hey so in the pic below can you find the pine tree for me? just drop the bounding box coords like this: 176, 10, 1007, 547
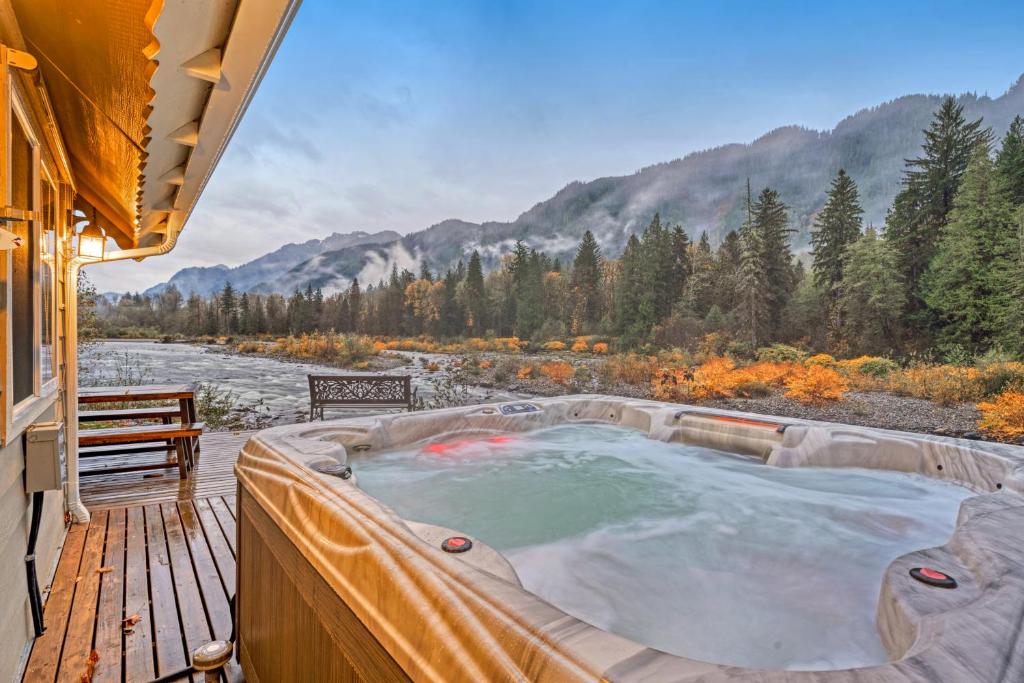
219, 282, 238, 333
836, 228, 905, 355
464, 250, 486, 334
752, 187, 796, 338
886, 97, 992, 314
686, 231, 716, 317
996, 115, 1024, 206
347, 279, 362, 332
614, 234, 645, 343
736, 181, 769, 347
569, 230, 603, 333
922, 145, 1017, 353
811, 169, 863, 295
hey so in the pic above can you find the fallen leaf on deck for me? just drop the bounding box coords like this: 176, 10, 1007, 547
122, 613, 142, 634
96, 566, 113, 574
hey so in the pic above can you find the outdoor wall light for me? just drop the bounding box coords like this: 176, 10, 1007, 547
76, 225, 106, 259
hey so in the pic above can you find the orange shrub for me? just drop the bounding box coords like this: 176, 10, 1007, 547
744, 361, 799, 386
517, 365, 534, 379
806, 353, 837, 368
602, 354, 660, 385
373, 340, 388, 352
690, 357, 740, 399
887, 365, 982, 405
543, 340, 567, 351
652, 367, 690, 401
478, 359, 492, 369
571, 339, 590, 352
540, 362, 574, 385
592, 342, 609, 354
784, 366, 849, 404
977, 391, 1024, 441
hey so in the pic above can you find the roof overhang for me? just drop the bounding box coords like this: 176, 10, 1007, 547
10, 0, 300, 251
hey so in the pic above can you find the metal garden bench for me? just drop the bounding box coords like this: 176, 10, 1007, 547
307, 374, 416, 420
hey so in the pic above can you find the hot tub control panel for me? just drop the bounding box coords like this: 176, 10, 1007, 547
499, 402, 540, 416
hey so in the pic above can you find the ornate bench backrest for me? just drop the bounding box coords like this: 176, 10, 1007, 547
307, 375, 414, 419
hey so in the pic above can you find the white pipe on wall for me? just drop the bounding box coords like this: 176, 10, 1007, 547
63, 224, 181, 523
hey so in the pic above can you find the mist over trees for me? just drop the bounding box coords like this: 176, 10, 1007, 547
98, 99, 1024, 362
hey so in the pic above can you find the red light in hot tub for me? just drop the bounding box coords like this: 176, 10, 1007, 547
421, 434, 516, 455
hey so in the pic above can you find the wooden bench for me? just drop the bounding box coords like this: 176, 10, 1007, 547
79, 406, 183, 422
78, 422, 205, 478
308, 374, 416, 420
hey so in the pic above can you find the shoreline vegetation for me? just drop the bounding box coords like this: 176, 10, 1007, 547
87, 100, 1024, 444
98, 332, 1021, 444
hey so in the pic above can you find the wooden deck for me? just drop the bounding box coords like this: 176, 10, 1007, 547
80, 430, 254, 510
24, 431, 254, 682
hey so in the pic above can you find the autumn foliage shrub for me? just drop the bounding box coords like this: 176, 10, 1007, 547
886, 365, 982, 405
805, 353, 837, 368
784, 365, 849, 404
516, 365, 534, 379
977, 362, 1024, 397
542, 340, 566, 351
540, 362, 574, 385
839, 356, 898, 377
602, 354, 660, 385
571, 338, 590, 352
756, 343, 807, 363
977, 390, 1024, 441
592, 342, 609, 354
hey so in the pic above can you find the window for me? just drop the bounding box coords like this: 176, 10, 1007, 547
40, 175, 57, 385
10, 110, 34, 406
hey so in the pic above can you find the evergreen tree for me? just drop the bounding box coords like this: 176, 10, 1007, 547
219, 282, 238, 333
886, 97, 992, 313
614, 234, 645, 343
464, 250, 486, 335
238, 292, 252, 334
810, 169, 863, 295
835, 228, 905, 355
736, 181, 769, 347
348, 279, 362, 332
922, 145, 1017, 353
569, 230, 604, 333
752, 187, 796, 338
686, 231, 716, 317
996, 115, 1024, 206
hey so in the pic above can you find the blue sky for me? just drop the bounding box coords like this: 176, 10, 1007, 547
91, 0, 1024, 291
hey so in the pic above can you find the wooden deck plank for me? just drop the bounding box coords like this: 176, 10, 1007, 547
92, 509, 126, 683
81, 430, 250, 511
209, 497, 237, 555
23, 522, 88, 682
177, 501, 233, 641
145, 504, 189, 677
123, 506, 156, 682
194, 498, 236, 595
56, 510, 108, 683
161, 503, 213, 653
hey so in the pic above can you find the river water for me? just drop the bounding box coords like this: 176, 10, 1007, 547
80, 340, 526, 426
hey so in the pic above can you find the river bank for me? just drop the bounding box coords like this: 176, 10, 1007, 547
82, 338, 1015, 443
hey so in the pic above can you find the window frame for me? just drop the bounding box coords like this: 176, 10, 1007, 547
2, 57, 58, 443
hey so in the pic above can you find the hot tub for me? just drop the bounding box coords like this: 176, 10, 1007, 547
234, 396, 1024, 682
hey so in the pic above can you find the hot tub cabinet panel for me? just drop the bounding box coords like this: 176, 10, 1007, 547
234, 395, 1024, 683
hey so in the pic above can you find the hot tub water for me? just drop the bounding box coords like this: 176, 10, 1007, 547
353, 424, 972, 670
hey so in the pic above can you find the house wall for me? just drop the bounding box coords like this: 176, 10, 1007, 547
0, 9, 76, 679
0, 402, 66, 680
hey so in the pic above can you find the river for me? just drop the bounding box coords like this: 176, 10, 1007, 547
80, 340, 528, 426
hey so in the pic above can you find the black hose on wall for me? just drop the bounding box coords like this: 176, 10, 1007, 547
26, 490, 46, 637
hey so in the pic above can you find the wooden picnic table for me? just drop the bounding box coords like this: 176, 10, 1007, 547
77, 384, 202, 478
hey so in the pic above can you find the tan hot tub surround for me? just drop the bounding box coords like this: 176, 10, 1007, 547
234, 396, 1024, 682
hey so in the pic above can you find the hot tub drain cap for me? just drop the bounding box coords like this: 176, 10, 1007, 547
442, 536, 473, 553
910, 567, 957, 589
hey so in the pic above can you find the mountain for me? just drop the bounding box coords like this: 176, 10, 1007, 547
144, 230, 400, 297
153, 76, 1024, 295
